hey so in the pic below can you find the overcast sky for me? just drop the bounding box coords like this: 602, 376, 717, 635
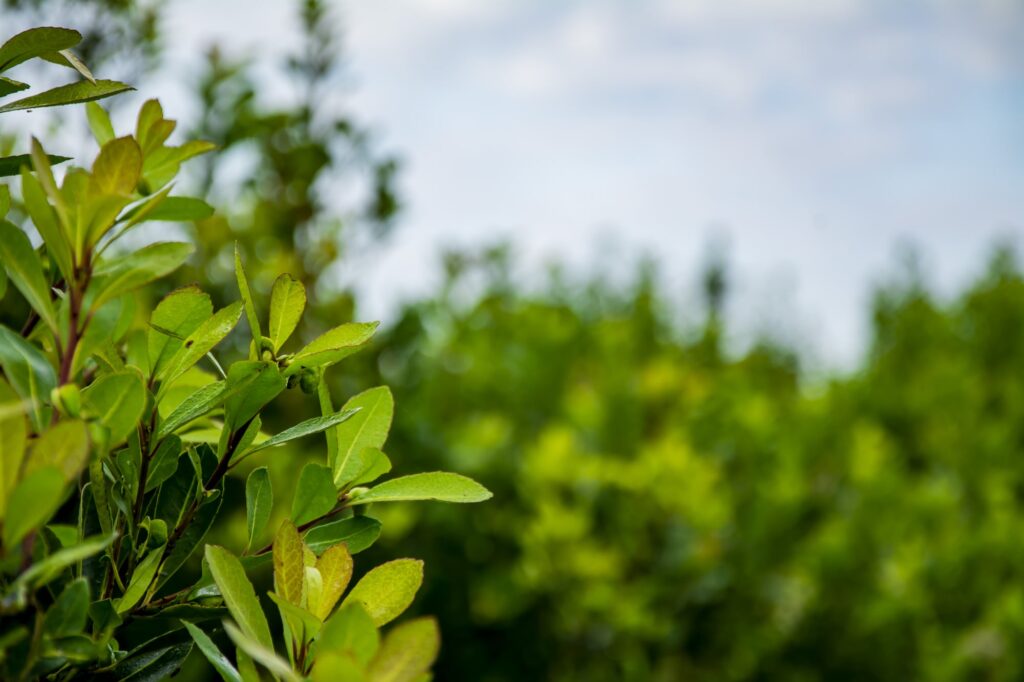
159, 0, 1024, 366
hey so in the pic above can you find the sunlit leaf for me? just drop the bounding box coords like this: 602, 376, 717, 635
350, 472, 492, 506
341, 559, 424, 627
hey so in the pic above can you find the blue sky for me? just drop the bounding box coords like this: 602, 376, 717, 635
162, 0, 1020, 364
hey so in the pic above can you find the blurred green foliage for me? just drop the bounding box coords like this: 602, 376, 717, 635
8, 1, 1024, 679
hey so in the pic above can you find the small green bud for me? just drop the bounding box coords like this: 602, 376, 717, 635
299, 370, 318, 394
50, 383, 81, 418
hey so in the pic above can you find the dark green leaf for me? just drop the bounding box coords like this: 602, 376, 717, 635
0, 79, 133, 113
44, 577, 89, 637
0, 153, 70, 177
240, 408, 360, 459
183, 621, 242, 682
304, 517, 381, 556
291, 463, 337, 526
245, 467, 272, 553
205, 545, 273, 648
0, 27, 81, 72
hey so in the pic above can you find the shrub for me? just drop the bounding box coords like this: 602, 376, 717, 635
0, 26, 489, 681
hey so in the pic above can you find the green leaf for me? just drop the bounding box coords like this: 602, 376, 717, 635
89, 241, 194, 312
0, 27, 81, 72
365, 617, 440, 682
314, 543, 353, 620
320, 602, 379, 667
86, 101, 115, 145
0, 79, 133, 113
234, 244, 261, 353
157, 380, 225, 438
19, 166, 72, 281
223, 621, 301, 682
291, 463, 337, 526
268, 590, 321, 642
145, 434, 182, 493
81, 370, 145, 445
0, 324, 56, 430
183, 621, 242, 682
148, 285, 213, 377
108, 631, 193, 682
142, 140, 216, 191
23, 419, 90, 483
350, 472, 493, 506
245, 467, 272, 553
0, 219, 58, 333
304, 517, 382, 556
91, 136, 141, 196
283, 322, 379, 376
48, 48, 95, 83
155, 481, 223, 591
0, 377, 27, 520
44, 577, 89, 637
332, 387, 393, 488
268, 274, 306, 352
223, 361, 285, 433
0, 184, 8, 217
0, 153, 70, 177
273, 520, 306, 607
12, 531, 115, 589
116, 544, 164, 613
145, 196, 214, 221
341, 559, 424, 627
204, 544, 273, 649
240, 408, 360, 459
347, 447, 392, 488
312, 653, 367, 682
158, 301, 242, 388
0, 76, 28, 97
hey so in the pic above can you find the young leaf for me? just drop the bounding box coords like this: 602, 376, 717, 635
89, 241, 194, 312
341, 559, 424, 627
0, 79, 133, 113
319, 602, 379, 667
268, 591, 322, 643
0, 324, 55, 429
204, 545, 273, 649
182, 621, 242, 682
283, 322, 379, 377
158, 301, 243, 388
240, 408, 360, 459
91, 136, 142, 196
81, 370, 145, 445
0, 377, 27, 519
234, 244, 261, 353
332, 387, 393, 487
314, 543, 353, 620
0, 219, 58, 332
291, 463, 337, 526
365, 617, 440, 682
311, 653, 368, 682
349, 472, 493, 506
86, 102, 115, 145
245, 467, 272, 553
116, 544, 164, 613
3, 467, 65, 547
273, 520, 306, 607
304, 517, 382, 556
268, 274, 305, 352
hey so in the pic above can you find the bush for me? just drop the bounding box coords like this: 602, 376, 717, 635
0, 26, 488, 681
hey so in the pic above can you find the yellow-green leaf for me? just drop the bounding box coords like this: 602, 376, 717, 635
365, 617, 439, 682
0, 377, 26, 519
314, 543, 353, 620
332, 387, 393, 488
204, 545, 273, 649
0, 219, 58, 333
273, 520, 306, 608
91, 136, 141, 196
341, 559, 423, 627
268, 274, 305, 352
350, 472, 492, 506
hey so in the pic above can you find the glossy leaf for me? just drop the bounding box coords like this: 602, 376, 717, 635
283, 322, 379, 376
148, 286, 213, 376
0, 219, 58, 332
183, 621, 242, 682
341, 559, 424, 627
350, 472, 493, 506
234, 244, 261, 352
205, 544, 273, 648
291, 463, 337, 526
158, 301, 242, 387
245, 467, 272, 553
304, 516, 382, 556
0, 79, 133, 113
0, 27, 80, 72
268, 274, 305, 352
223, 361, 285, 433
332, 387, 393, 487
156, 380, 225, 438
240, 408, 360, 459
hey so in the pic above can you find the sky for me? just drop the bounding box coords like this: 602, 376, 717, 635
161, 0, 1021, 365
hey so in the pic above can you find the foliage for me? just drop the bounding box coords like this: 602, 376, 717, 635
0, 26, 487, 681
